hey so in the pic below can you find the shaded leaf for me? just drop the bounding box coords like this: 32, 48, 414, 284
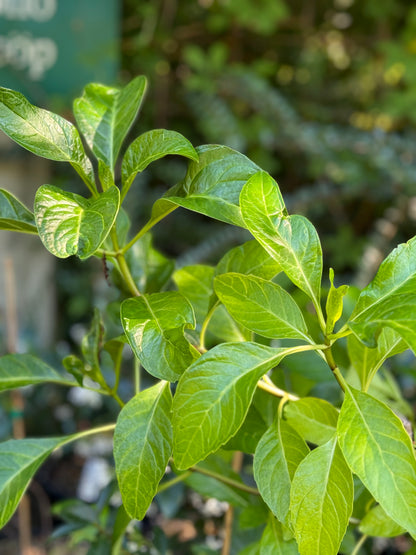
347, 328, 407, 390
114, 382, 173, 520
337, 386, 416, 537
359, 504, 406, 538
173, 265, 214, 329
240, 172, 322, 307
0, 354, 75, 392
254, 416, 309, 524
224, 404, 268, 454
290, 436, 353, 555
0, 189, 37, 234
0, 87, 95, 193
283, 398, 339, 446
348, 236, 416, 353
214, 272, 311, 341
74, 76, 147, 171
121, 129, 198, 197
34, 185, 119, 259
172, 342, 299, 469
121, 292, 199, 382
259, 516, 299, 555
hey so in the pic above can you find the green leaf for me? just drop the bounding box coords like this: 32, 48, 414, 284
124, 234, 174, 294
359, 504, 406, 538
214, 273, 311, 342
283, 398, 339, 446
215, 239, 280, 280
290, 436, 353, 555
348, 328, 407, 390
172, 342, 299, 469
325, 268, 349, 334
0, 87, 95, 194
259, 516, 299, 555
114, 382, 173, 520
121, 292, 199, 382
0, 189, 37, 234
240, 173, 322, 309
143, 145, 261, 234
337, 386, 416, 537
0, 354, 75, 392
254, 416, 309, 524
348, 236, 416, 353
121, 129, 198, 198
0, 437, 64, 528
34, 185, 119, 259
74, 76, 147, 171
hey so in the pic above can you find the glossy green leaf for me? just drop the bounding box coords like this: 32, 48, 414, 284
121, 292, 199, 382
215, 239, 280, 280
214, 273, 311, 341
283, 398, 339, 446
114, 382, 173, 520
240, 172, 322, 307
325, 268, 348, 334
0, 189, 37, 234
348, 236, 416, 353
259, 516, 299, 555
360, 504, 406, 538
142, 145, 261, 234
121, 129, 198, 197
254, 416, 309, 524
290, 435, 353, 555
172, 342, 299, 469
337, 386, 416, 537
0, 354, 75, 392
74, 76, 147, 171
348, 328, 407, 390
209, 304, 252, 343
0, 87, 95, 194
34, 185, 119, 259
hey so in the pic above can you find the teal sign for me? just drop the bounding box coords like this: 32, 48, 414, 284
0, 0, 119, 104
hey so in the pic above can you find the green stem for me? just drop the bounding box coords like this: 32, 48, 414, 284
258, 377, 299, 401
199, 299, 220, 352
351, 534, 368, 555
157, 471, 192, 494
110, 227, 141, 297
188, 465, 259, 496
120, 206, 178, 255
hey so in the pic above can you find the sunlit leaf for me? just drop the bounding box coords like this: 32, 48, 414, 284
348, 236, 416, 353
337, 385, 416, 537
34, 185, 119, 259
284, 397, 339, 446
172, 342, 298, 469
359, 504, 406, 538
74, 76, 147, 171
259, 516, 298, 554
114, 382, 172, 520
121, 292, 199, 382
290, 435, 353, 555
0, 87, 95, 193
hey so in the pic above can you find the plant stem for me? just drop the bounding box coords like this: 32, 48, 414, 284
120, 206, 178, 255
110, 227, 141, 297
188, 464, 259, 496
199, 299, 220, 352
157, 471, 192, 494
222, 451, 243, 555
322, 344, 347, 392
257, 377, 299, 401
351, 534, 368, 555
